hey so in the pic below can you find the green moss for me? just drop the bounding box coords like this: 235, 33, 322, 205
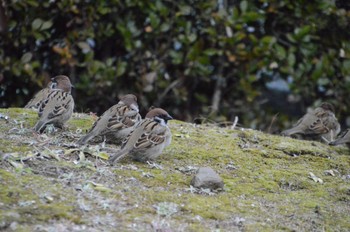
0, 108, 38, 127
0, 108, 37, 117
0, 139, 31, 153
0, 169, 82, 227
67, 114, 95, 131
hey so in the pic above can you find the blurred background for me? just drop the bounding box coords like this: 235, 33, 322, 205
0, 0, 350, 133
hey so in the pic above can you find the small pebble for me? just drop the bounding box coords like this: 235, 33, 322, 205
190, 167, 224, 190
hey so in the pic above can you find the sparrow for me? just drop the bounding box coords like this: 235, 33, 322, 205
281, 102, 341, 142
109, 108, 173, 164
24, 81, 54, 110
329, 129, 350, 147
34, 75, 74, 133
77, 94, 142, 145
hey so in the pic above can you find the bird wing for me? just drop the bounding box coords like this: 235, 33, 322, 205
120, 118, 166, 150
80, 104, 122, 139
305, 109, 338, 135
79, 103, 140, 145
306, 118, 329, 134
85, 107, 115, 135
25, 88, 50, 109
39, 90, 73, 119
38, 92, 52, 117
107, 104, 140, 130
133, 120, 167, 149
282, 113, 315, 135
293, 108, 325, 134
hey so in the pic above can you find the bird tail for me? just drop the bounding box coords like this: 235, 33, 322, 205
329, 134, 348, 146
34, 120, 47, 133
329, 139, 341, 146
109, 149, 131, 164
281, 127, 302, 136
77, 133, 94, 145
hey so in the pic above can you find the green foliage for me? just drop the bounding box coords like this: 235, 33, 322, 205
1, 0, 350, 130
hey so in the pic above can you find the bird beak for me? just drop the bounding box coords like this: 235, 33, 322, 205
71, 84, 75, 89
166, 115, 173, 121
51, 78, 55, 81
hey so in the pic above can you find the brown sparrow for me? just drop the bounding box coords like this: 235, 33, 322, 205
77, 94, 141, 145
329, 129, 350, 147
281, 102, 341, 142
24, 81, 54, 110
109, 108, 173, 163
34, 75, 74, 133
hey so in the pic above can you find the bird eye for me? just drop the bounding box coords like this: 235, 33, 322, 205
50, 82, 57, 89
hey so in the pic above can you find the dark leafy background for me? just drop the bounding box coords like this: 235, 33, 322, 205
1, 0, 350, 133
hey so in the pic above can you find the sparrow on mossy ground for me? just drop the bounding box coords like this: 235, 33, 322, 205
34, 75, 74, 133
109, 108, 173, 164
77, 94, 141, 145
281, 102, 340, 142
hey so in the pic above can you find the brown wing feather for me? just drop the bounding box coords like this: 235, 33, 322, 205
38, 92, 54, 117
133, 120, 165, 149
47, 93, 71, 119
148, 133, 166, 144
107, 104, 139, 130
25, 88, 51, 109
304, 109, 338, 135
306, 118, 329, 134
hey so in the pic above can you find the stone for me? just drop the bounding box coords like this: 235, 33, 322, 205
190, 167, 224, 190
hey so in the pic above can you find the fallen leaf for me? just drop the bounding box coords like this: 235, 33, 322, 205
324, 170, 335, 176
89, 152, 109, 160
78, 151, 85, 162
87, 181, 112, 192
8, 160, 24, 170
309, 172, 323, 184
44, 195, 54, 202
174, 133, 190, 138
64, 149, 80, 155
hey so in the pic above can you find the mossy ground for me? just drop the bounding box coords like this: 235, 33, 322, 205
0, 108, 350, 231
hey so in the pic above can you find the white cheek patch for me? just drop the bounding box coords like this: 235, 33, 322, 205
130, 103, 139, 112
155, 116, 167, 126
160, 119, 167, 127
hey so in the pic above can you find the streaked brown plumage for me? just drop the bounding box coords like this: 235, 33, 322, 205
281, 102, 340, 142
109, 108, 173, 164
329, 129, 350, 147
34, 75, 74, 133
77, 94, 141, 145
24, 81, 53, 110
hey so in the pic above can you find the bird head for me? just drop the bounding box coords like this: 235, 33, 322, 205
51, 75, 73, 93
146, 108, 173, 125
320, 102, 335, 112
120, 94, 139, 112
